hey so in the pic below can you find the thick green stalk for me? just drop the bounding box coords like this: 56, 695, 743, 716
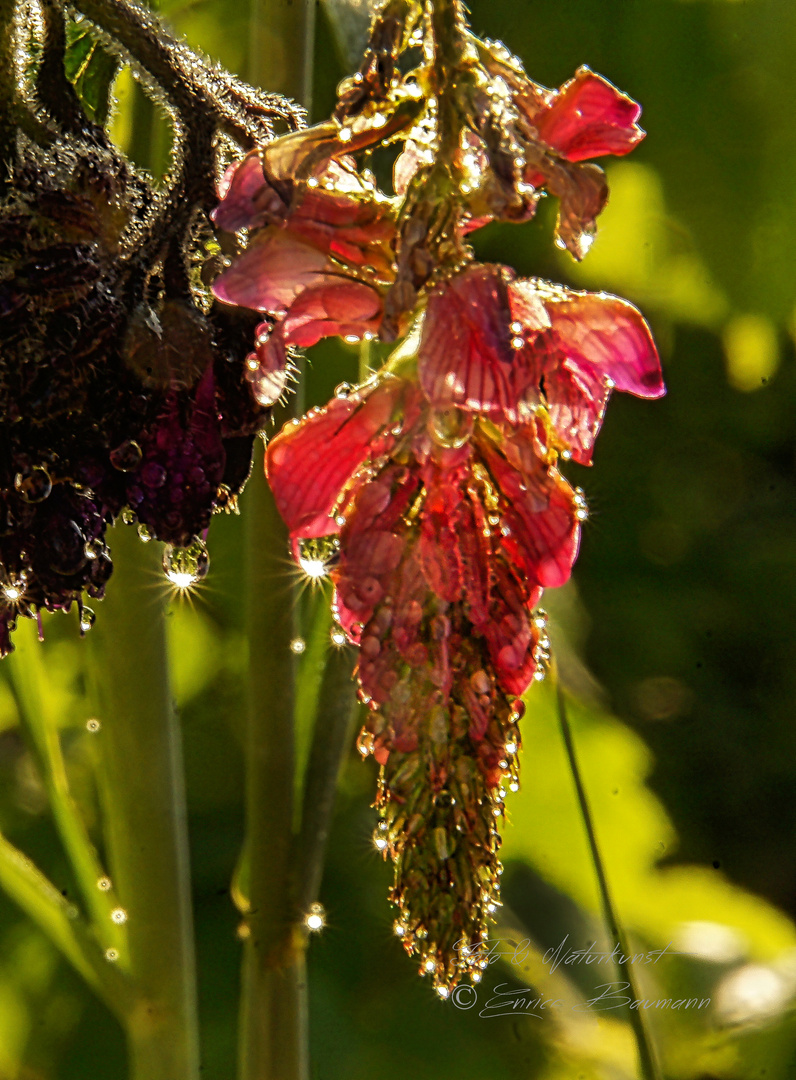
555, 683, 663, 1080
91, 524, 199, 1080
239, 438, 306, 1080
237, 0, 315, 1074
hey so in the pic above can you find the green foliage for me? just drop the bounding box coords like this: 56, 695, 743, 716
64, 21, 118, 124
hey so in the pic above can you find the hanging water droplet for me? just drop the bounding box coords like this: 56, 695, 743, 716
290, 637, 306, 655
297, 536, 339, 580
137, 523, 153, 543
2, 579, 25, 603
121, 508, 137, 526
373, 830, 389, 852
84, 539, 103, 560
330, 626, 347, 647
15, 466, 52, 503
305, 902, 325, 932
163, 539, 209, 589
110, 439, 142, 472
80, 607, 96, 633
436, 985, 449, 999
428, 408, 474, 450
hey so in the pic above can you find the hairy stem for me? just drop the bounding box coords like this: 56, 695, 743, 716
71, 0, 303, 144
555, 683, 662, 1080
0, 0, 16, 170
90, 525, 199, 1080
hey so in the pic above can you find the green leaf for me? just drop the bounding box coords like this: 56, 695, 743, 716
64, 22, 118, 125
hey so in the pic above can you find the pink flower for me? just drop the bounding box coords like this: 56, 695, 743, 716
211, 150, 396, 403
267, 374, 580, 710
417, 264, 664, 463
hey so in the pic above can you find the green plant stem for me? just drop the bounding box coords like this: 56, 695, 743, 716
7, 627, 122, 945
294, 645, 357, 916
555, 683, 662, 1080
0, 829, 134, 1016
91, 524, 199, 1080
237, 0, 315, 1073
239, 438, 306, 1080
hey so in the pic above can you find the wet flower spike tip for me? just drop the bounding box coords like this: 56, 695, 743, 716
211, 0, 665, 991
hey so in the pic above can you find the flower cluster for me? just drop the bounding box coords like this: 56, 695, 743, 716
0, 0, 299, 655
212, 0, 664, 991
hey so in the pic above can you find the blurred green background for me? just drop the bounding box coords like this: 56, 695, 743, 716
2, 0, 796, 1076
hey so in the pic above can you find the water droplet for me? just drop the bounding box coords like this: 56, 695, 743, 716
97, 876, 112, 891
110, 907, 127, 924
330, 626, 347, 647
509, 321, 523, 334
373, 831, 389, 851
15, 467, 52, 503
305, 902, 325, 932
84, 539, 103, 560
428, 408, 474, 450
424, 958, 436, 973
471, 971, 482, 983
436, 985, 449, 999
290, 637, 306, 655
137, 523, 153, 542
297, 536, 339, 580
80, 607, 96, 633
2, 579, 25, 603
504, 740, 517, 755
394, 921, 406, 937
86, 718, 101, 733
121, 508, 137, 526
110, 439, 142, 472
163, 539, 209, 590
104, 948, 119, 962
339, 126, 352, 142
509, 781, 519, 792
334, 382, 354, 398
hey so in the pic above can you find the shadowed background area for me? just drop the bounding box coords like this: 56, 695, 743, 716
0, 0, 795, 1076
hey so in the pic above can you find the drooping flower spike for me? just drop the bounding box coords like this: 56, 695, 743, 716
213, 0, 665, 992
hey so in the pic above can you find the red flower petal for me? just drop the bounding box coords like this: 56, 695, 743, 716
418, 265, 539, 420
283, 278, 382, 347
265, 379, 401, 540
541, 286, 664, 399
532, 67, 645, 162
478, 428, 580, 589
213, 151, 285, 233
211, 230, 329, 313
